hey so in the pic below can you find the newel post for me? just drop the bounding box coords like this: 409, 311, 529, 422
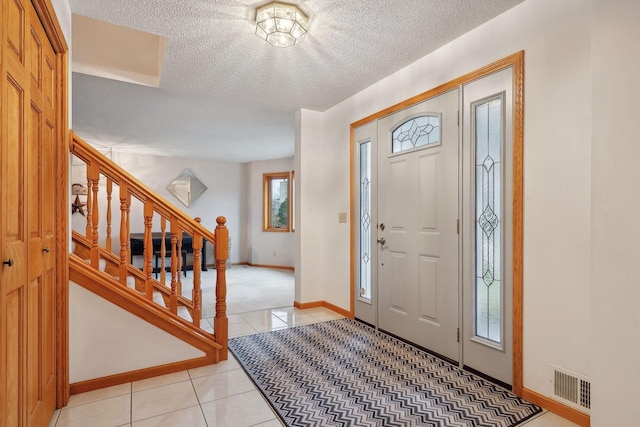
214, 216, 229, 360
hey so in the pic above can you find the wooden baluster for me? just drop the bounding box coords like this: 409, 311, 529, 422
214, 216, 229, 360
126, 193, 131, 262
192, 232, 202, 328
119, 182, 129, 286
169, 219, 178, 313
89, 162, 100, 269
177, 230, 183, 297
105, 178, 113, 253
143, 200, 154, 299
85, 172, 92, 239
160, 217, 167, 285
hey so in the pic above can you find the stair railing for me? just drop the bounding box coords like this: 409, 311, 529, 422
70, 132, 228, 358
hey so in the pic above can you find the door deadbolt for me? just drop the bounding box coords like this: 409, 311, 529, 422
379, 223, 385, 231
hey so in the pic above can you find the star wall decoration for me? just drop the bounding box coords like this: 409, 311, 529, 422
72, 195, 87, 216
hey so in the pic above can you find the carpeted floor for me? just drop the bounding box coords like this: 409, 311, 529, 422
168, 265, 294, 316
229, 319, 542, 427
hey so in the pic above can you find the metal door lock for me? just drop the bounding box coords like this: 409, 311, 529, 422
377, 237, 386, 246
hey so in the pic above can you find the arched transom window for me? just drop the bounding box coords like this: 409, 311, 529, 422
391, 115, 440, 153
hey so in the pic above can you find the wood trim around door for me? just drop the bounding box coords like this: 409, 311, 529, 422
31, 0, 70, 408
349, 51, 524, 395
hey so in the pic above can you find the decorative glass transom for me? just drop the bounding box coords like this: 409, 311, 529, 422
359, 141, 372, 301
475, 98, 503, 344
391, 115, 440, 153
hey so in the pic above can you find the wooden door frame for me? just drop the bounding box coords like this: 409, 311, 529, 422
31, 0, 70, 408
349, 52, 524, 396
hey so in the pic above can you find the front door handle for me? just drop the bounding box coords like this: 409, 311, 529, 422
377, 238, 386, 246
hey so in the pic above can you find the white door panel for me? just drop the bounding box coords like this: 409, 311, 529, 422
377, 89, 459, 362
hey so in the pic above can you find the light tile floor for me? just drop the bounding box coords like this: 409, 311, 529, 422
50, 307, 579, 427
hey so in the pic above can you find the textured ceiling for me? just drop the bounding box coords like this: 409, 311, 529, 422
69, 0, 524, 162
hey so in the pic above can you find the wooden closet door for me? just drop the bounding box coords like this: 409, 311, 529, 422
25, 2, 57, 425
1, 1, 57, 426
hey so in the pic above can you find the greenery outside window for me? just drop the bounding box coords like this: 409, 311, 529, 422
263, 172, 291, 232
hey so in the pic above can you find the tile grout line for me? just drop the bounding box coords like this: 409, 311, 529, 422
129, 381, 133, 426
188, 367, 209, 427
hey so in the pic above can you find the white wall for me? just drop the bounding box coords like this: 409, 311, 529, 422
295, 110, 325, 304
591, 0, 640, 424
51, 0, 71, 44
69, 282, 204, 383
298, 0, 592, 409
71, 151, 249, 264
247, 157, 295, 267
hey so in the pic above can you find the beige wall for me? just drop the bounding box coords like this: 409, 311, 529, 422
590, 0, 640, 425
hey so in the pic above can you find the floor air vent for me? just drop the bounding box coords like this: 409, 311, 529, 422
551, 366, 591, 412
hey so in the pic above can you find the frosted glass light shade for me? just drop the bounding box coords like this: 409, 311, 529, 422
256, 2, 308, 47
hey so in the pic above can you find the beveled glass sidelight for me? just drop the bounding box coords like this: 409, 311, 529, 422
359, 141, 372, 300
474, 97, 503, 344
166, 168, 208, 208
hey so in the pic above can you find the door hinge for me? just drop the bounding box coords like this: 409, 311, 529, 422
457, 110, 460, 126
457, 328, 460, 343
456, 219, 459, 234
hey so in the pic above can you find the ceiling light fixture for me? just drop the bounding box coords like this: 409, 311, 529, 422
255, 2, 308, 48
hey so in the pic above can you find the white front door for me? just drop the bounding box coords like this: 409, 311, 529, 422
376, 89, 460, 362
353, 66, 517, 387
461, 68, 514, 386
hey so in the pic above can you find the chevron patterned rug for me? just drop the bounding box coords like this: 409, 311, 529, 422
229, 319, 542, 427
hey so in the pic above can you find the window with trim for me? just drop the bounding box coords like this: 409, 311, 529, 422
263, 172, 291, 231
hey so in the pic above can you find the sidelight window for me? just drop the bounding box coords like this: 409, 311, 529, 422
359, 141, 372, 300
474, 97, 503, 344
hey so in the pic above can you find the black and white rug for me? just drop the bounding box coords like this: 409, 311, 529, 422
229, 319, 541, 427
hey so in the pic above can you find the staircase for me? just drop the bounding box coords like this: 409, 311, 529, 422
68, 132, 228, 392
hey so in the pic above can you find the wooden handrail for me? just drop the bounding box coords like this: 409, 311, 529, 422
70, 131, 228, 359
70, 133, 216, 243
